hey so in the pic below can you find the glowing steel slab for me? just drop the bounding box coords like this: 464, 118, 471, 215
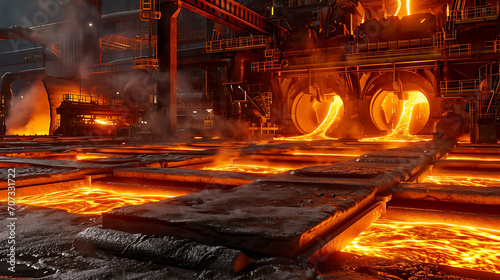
343, 219, 500, 274
103, 181, 377, 258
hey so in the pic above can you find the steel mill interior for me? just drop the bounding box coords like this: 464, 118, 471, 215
1, 0, 500, 279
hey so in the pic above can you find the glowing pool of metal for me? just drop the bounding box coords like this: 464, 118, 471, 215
343, 219, 500, 273
423, 176, 500, 187
202, 164, 292, 174
15, 187, 177, 215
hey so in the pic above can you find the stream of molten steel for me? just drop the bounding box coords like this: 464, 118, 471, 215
274, 95, 344, 141
343, 219, 500, 273
361, 91, 429, 142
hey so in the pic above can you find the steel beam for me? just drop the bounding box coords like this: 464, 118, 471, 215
158, 2, 181, 136
178, 0, 284, 35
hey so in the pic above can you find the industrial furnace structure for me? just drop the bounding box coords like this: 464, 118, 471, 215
0, 0, 499, 142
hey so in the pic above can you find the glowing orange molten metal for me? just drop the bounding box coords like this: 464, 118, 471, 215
14, 187, 177, 215
362, 91, 429, 142
76, 154, 112, 160
423, 176, 500, 187
395, 0, 411, 16
94, 118, 116, 125
275, 95, 343, 141
291, 152, 361, 157
167, 146, 207, 151
343, 220, 500, 273
203, 164, 292, 174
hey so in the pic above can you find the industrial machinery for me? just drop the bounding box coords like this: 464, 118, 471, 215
0, 0, 498, 142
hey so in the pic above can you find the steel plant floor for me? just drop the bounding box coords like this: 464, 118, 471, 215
1, 136, 499, 279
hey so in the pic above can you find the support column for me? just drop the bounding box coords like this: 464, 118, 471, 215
158, 1, 180, 136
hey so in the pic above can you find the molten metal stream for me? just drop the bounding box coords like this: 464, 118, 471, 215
362, 91, 429, 142
275, 95, 343, 141
14, 187, 177, 215
343, 219, 500, 273
423, 176, 500, 187
203, 164, 292, 174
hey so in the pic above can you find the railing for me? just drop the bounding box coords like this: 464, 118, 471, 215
262, 91, 272, 116
477, 91, 499, 118
249, 123, 279, 135
62, 94, 98, 103
133, 36, 158, 69
178, 102, 212, 109
448, 5, 499, 22
206, 35, 272, 53
133, 36, 157, 59
101, 34, 134, 52
485, 40, 500, 53
448, 43, 471, 57
346, 38, 435, 54
251, 60, 281, 72
345, 45, 438, 61
445, 30, 457, 40
265, 48, 280, 60
440, 79, 480, 96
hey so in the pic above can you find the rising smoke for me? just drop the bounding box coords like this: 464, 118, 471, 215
6, 80, 50, 135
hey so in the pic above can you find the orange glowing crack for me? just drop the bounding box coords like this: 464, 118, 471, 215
275, 95, 343, 141
423, 176, 500, 187
13, 187, 177, 215
167, 146, 207, 151
446, 155, 500, 161
203, 164, 292, 174
343, 219, 500, 274
362, 91, 429, 142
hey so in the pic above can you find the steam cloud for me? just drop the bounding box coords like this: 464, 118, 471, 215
6, 80, 50, 135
